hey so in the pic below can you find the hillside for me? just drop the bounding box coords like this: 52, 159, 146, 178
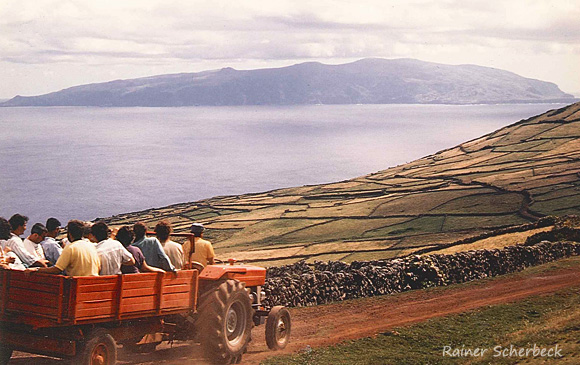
1, 59, 575, 107
101, 102, 580, 265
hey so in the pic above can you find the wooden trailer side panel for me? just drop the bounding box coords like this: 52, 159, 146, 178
72, 270, 198, 324
0, 269, 198, 328
0, 270, 69, 327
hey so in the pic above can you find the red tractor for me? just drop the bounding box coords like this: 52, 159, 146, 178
0, 246, 290, 364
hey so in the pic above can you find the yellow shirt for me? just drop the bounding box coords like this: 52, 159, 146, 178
184, 238, 215, 267
55, 239, 100, 276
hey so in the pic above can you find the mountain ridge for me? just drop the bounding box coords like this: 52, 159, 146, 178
2, 58, 575, 107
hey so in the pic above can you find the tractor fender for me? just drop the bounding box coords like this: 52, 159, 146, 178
199, 264, 266, 287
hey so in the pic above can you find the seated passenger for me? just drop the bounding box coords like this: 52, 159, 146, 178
40, 218, 63, 266
92, 221, 135, 276
3, 214, 47, 268
155, 220, 183, 270
132, 222, 175, 272
23, 223, 48, 261
34, 220, 100, 276
0, 217, 25, 270
115, 226, 164, 274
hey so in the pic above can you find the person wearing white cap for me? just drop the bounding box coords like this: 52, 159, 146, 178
183, 223, 215, 267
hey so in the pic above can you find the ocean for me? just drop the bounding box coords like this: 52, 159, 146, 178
0, 103, 566, 231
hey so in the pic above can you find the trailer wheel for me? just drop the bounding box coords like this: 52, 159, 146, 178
265, 306, 291, 350
0, 344, 13, 365
197, 280, 252, 364
74, 328, 117, 365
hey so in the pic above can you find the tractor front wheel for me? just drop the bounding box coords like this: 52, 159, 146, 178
265, 306, 291, 350
197, 280, 253, 364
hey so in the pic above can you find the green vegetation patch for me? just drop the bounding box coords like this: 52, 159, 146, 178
285, 197, 396, 218
533, 186, 580, 202
460, 135, 506, 152
442, 215, 528, 231
371, 189, 492, 217
263, 288, 580, 365
430, 192, 524, 215
530, 194, 580, 215
537, 121, 580, 138
494, 123, 559, 146
223, 218, 329, 246
363, 216, 445, 238
492, 139, 550, 152
287, 218, 411, 243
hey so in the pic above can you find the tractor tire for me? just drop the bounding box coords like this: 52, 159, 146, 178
197, 280, 252, 364
0, 344, 13, 365
72, 328, 117, 365
265, 306, 291, 350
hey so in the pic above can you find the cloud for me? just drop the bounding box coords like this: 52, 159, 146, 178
0, 0, 578, 97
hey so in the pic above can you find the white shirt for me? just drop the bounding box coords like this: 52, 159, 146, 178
0, 239, 26, 270
96, 238, 133, 275
3, 234, 38, 267
161, 240, 184, 270
23, 238, 45, 260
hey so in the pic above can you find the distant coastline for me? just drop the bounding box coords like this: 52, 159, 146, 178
1, 58, 575, 107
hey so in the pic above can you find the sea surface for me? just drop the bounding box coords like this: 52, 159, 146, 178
0, 103, 567, 232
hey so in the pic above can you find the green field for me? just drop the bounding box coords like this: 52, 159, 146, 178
103, 102, 580, 265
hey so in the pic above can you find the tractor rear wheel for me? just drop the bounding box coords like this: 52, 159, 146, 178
197, 280, 252, 364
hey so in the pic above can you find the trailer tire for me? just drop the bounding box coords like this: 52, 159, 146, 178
0, 344, 13, 365
74, 328, 117, 365
197, 280, 252, 364
265, 306, 291, 350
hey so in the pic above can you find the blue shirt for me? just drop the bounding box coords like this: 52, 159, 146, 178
132, 236, 175, 272
40, 237, 63, 266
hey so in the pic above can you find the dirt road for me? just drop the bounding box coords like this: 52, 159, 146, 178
9, 261, 580, 364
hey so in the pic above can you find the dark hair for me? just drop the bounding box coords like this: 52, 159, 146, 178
31, 223, 48, 236
133, 222, 147, 240
116, 226, 134, 247
154, 220, 172, 242
67, 220, 86, 241
9, 214, 29, 231
91, 221, 110, 242
0, 217, 11, 240
46, 218, 61, 232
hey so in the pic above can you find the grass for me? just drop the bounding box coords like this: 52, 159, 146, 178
263, 270, 580, 364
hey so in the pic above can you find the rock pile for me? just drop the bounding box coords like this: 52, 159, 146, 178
262, 241, 580, 308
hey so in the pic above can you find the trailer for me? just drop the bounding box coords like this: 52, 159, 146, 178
0, 260, 290, 364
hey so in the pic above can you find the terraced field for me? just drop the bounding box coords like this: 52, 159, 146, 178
103, 102, 580, 266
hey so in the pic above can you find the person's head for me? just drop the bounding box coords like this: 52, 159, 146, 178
190, 223, 205, 238
29, 223, 48, 243
91, 221, 110, 242
45, 218, 61, 238
82, 222, 94, 241
67, 220, 86, 242
0, 217, 12, 240
9, 214, 29, 235
116, 226, 134, 247
133, 222, 147, 241
154, 220, 172, 242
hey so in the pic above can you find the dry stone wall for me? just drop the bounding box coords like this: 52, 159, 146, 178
263, 241, 580, 308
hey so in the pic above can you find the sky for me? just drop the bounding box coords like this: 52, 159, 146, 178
1, 0, 579, 99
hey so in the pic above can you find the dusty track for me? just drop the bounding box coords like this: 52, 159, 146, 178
9, 260, 580, 364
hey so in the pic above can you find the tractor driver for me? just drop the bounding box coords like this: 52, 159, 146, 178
183, 223, 215, 268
